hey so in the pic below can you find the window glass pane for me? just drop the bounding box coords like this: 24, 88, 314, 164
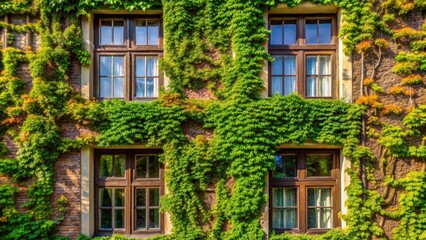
273, 209, 284, 228
283, 55, 296, 75
115, 189, 125, 207
308, 188, 332, 206
283, 20, 297, 44
306, 20, 317, 44
113, 20, 124, 45
136, 156, 147, 178
146, 78, 155, 98
319, 20, 332, 44
320, 76, 332, 97
136, 188, 146, 206
306, 77, 317, 97
113, 78, 124, 98
136, 56, 146, 76
136, 78, 146, 97
99, 155, 113, 177
273, 155, 297, 177
319, 55, 331, 75
149, 188, 160, 206
113, 56, 124, 76
270, 21, 283, 45
100, 209, 112, 229
100, 77, 112, 98
146, 57, 158, 76
100, 56, 112, 76
273, 209, 297, 229
308, 208, 332, 228
149, 209, 160, 228
306, 154, 332, 176
148, 156, 160, 178
115, 209, 125, 228
271, 56, 283, 75
284, 77, 296, 96
308, 188, 333, 228
271, 76, 283, 96
135, 20, 147, 45
306, 56, 317, 75
273, 188, 296, 207
113, 154, 126, 177
136, 209, 146, 229
147, 20, 159, 45
273, 188, 283, 206
100, 189, 112, 207
100, 20, 112, 45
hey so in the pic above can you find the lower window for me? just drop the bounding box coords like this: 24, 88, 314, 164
95, 150, 163, 235
270, 149, 340, 233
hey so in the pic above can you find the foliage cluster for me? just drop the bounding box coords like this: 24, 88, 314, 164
0, 0, 424, 240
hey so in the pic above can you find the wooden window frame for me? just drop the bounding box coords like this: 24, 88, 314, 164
268, 15, 337, 99
269, 149, 341, 234
94, 15, 163, 101
95, 149, 164, 236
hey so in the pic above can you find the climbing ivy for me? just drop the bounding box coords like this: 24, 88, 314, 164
0, 0, 424, 240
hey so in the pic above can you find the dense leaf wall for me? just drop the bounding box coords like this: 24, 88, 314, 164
0, 0, 424, 239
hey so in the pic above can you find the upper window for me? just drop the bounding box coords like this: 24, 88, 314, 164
95, 150, 163, 236
269, 15, 336, 98
270, 149, 340, 234
95, 16, 162, 100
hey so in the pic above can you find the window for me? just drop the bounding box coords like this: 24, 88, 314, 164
95, 150, 163, 235
95, 16, 162, 100
270, 149, 340, 234
269, 16, 336, 98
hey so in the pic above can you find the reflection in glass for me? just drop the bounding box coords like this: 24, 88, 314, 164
115, 189, 125, 207
136, 188, 146, 206
306, 154, 332, 176
283, 21, 297, 44
148, 20, 159, 45
100, 189, 112, 207
113, 78, 124, 98
319, 20, 332, 44
113, 20, 124, 45
136, 209, 146, 229
148, 156, 160, 178
113, 155, 126, 177
100, 56, 112, 76
136, 156, 147, 178
100, 20, 112, 45
136, 56, 145, 76
271, 56, 283, 75
100, 77, 112, 98
271, 77, 283, 96
100, 209, 112, 229
135, 20, 148, 45
270, 21, 283, 45
100, 155, 113, 177
149, 209, 160, 228
135, 19, 159, 45
306, 20, 317, 44
150, 188, 160, 206
273, 155, 297, 178
115, 209, 125, 228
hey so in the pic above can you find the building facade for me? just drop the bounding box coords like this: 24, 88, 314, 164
0, 1, 425, 240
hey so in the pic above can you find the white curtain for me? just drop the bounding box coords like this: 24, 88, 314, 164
273, 188, 297, 229
308, 188, 332, 228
